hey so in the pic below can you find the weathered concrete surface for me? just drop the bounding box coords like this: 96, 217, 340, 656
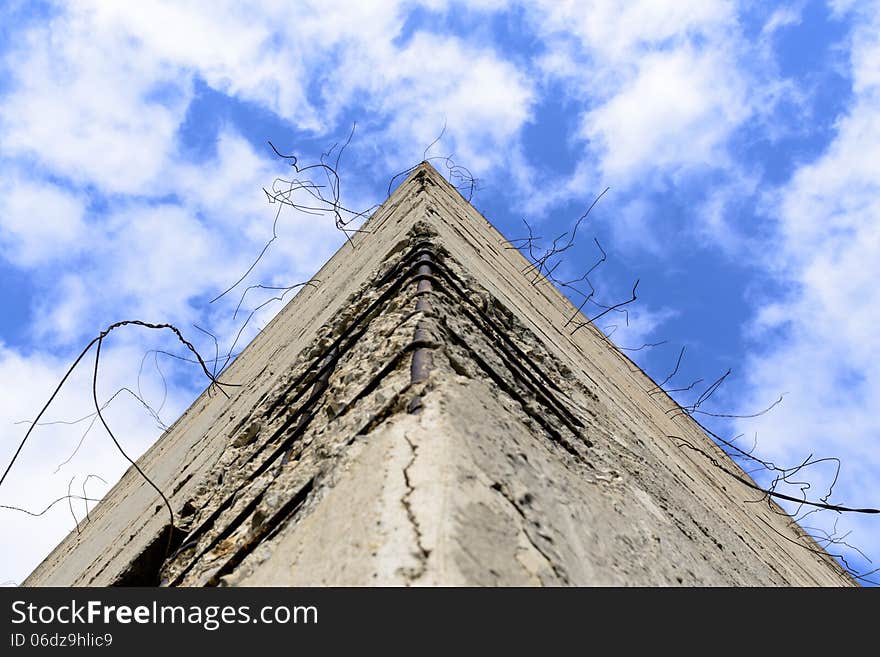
24, 163, 853, 586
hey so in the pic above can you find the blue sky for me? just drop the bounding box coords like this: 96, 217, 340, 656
1, 0, 878, 585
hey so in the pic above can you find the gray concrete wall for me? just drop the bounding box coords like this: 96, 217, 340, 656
25, 164, 852, 586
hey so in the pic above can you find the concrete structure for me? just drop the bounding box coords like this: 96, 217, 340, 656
25, 163, 853, 586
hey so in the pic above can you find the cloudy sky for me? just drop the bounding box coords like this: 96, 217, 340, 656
1, 0, 878, 585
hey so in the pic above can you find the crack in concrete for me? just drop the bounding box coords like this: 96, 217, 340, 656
490, 481, 568, 584
401, 434, 430, 582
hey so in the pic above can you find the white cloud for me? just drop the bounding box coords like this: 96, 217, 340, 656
62, 1, 535, 174
83, 1, 320, 129
0, 172, 87, 266
342, 31, 534, 170
0, 9, 189, 195
487, 0, 761, 233
695, 167, 761, 253
0, 0, 536, 204
33, 275, 92, 345
23, 130, 345, 347
581, 44, 748, 180
534, 0, 735, 68
606, 305, 677, 353
761, 5, 803, 36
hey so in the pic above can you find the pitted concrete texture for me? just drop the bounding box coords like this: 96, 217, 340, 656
25, 163, 853, 586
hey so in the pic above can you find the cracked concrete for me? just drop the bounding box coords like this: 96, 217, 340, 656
24, 162, 854, 586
